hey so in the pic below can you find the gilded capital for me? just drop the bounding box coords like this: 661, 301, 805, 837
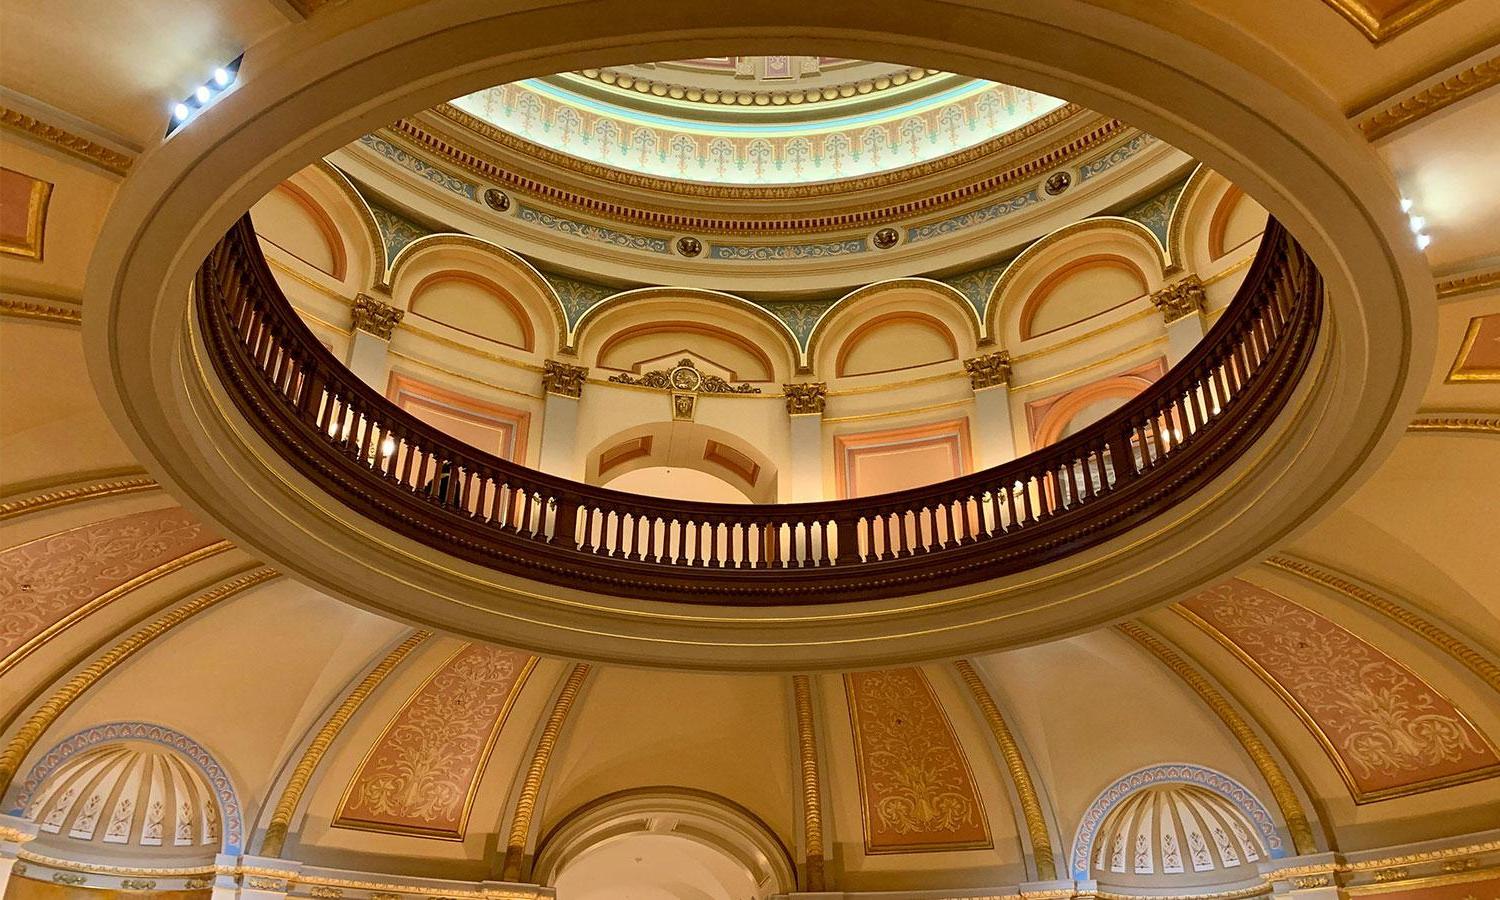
542, 359, 589, 398
350, 293, 404, 339
963, 351, 1012, 390
1150, 275, 1207, 324
783, 382, 827, 416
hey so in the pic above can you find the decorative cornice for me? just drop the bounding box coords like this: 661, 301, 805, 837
1323, 0, 1465, 44
0, 297, 82, 325
0, 476, 158, 521
964, 351, 1013, 390
783, 382, 828, 415
608, 358, 760, 394
1358, 55, 1500, 140
792, 675, 826, 891
955, 660, 1056, 877
575, 65, 945, 108
350, 293, 404, 339
261, 630, 432, 856
0, 567, 278, 794
541, 360, 589, 398
1435, 269, 1500, 300
0, 106, 134, 175
1116, 623, 1318, 855
1407, 413, 1500, 435
501, 663, 591, 881
1151, 274, 1207, 324
1263, 555, 1500, 691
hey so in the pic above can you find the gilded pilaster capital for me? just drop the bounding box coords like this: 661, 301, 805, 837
542, 360, 589, 398
350, 293, 404, 339
783, 382, 827, 416
964, 351, 1012, 390
1150, 275, 1207, 324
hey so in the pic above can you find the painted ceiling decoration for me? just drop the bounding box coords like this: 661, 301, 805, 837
333, 644, 536, 839
1180, 580, 1500, 802
844, 668, 991, 853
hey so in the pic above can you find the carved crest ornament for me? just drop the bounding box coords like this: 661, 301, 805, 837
1150, 275, 1207, 324
783, 382, 828, 415
608, 358, 760, 395
541, 359, 588, 398
963, 351, 1012, 390
350, 293, 405, 339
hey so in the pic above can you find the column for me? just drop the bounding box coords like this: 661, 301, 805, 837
0, 814, 37, 897
964, 352, 1018, 469
1151, 275, 1208, 367
783, 383, 827, 503
538, 360, 589, 480
345, 292, 404, 388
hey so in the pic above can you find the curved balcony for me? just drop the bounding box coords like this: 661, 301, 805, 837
198, 215, 1321, 606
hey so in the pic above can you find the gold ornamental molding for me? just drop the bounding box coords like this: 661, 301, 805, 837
1407, 412, 1500, 435
0, 475, 159, 521
0, 106, 134, 176
954, 660, 1057, 877
350, 293, 404, 339
0, 540, 235, 679
574, 65, 946, 108
1435, 269, 1500, 300
0, 566, 278, 794
1116, 623, 1318, 854
792, 675, 827, 892
501, 663, 591, 881
0, 296, 82, 325
1324, 0, 1466, 45
1357, 55, 1500, 140
1263, 555, 1500, 691
261, 630, 433, 857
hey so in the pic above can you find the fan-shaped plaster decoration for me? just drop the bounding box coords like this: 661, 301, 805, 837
1070, 764, 1282, 880
10, 723, 243, 855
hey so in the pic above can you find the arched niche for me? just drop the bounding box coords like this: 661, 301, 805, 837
249, 162, 383, 293
389, 234, 566, 356
988, 218, 1167, 346
1025, 358, 1167, 450
587, 422, 776, 504
573, 288, 799, 384
534, 788, 794, 899
1169, 167, 1270, 275
806, 279, 981, 379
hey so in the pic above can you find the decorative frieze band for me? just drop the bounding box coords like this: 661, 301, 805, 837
350, 294, 404, 339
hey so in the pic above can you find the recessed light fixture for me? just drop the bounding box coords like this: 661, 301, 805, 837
1401, 198, 1431, 252
165, 54, 243, 137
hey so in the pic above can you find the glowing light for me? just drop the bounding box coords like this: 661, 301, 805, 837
1408, 215, 1426, 233
213, 67, 230, 86
1400, 197, 1413, 213
173, 103, 191, 121
381, 436, 397, 457
1416, 233, 1432, 250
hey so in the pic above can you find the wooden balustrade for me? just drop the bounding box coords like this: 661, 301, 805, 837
198, 214, 1321, 605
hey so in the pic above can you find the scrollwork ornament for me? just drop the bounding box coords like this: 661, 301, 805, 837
121, 879, 158, 891
609, 358, 759, 395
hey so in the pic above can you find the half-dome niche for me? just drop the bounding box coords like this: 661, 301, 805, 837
1089, 781, 1268, 888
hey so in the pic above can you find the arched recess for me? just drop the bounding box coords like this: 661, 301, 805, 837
1169, 167, 1269, 274
1026, 358, 1167, 450
1069, 764, 1284, 882
587, 422, 777, 504
389, 234, 567, 355
806, 278, 981, 378
9, 722, 245, 857
573, 288, 799, 384
533, 787, 795, 897
250, 162, 383, 294
987, 218, 1167, 346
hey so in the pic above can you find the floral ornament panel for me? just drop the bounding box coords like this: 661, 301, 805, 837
845, 668, 992, 852
1182, 579, 1500, 801
334, 644, 535, 838
0, 507, 219, 667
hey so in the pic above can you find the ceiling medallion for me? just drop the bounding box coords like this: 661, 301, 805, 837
1044, 170, 1072, 196
608, 358, 761, 394
483, 187, 511, 211
676, 236, 702, 257
872, 227, 900, 250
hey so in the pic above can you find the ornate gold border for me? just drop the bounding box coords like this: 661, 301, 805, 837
1174, 604, 1500, 803
1407, 413, 1500, 435
1435, 269, 1500, 300
330, 645, 537, 841
0, 106, 133, 176
570, 64, 948, 109
792, 674, 826, 891
500, 662, 591, 880
1358, 55, 1500, 138
261, 630, 433, 856
0, 566, 277, 793
1445, 315, 1500, 382
1346, 867, 1500, 896
0, 296, 81, 324
1263, 555, 1500, 690
954, 660, 1056, 876
0, 174, 51, 260
0, 541, 234, 678
842, 669, 994, 855
0, 475, 158, 521
1116, 623, 1318, 853
1323, 0, 1467, 45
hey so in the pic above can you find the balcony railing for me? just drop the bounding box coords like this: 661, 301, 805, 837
198, 214, 1321, 605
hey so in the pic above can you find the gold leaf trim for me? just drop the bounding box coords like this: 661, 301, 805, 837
1407, 414, 1500, 435
1263, 555, 1500, 691
1435, 270, 1500, 300
0, 107, 133, 175
1116, 623, 1318, 854
500, 663, 591, 880
793, 674, 826, 891
1358, 55, 1500, 139
0, 476, 159, 521
1325, 0, 1467, 45
261, 630, 433, 856
0, 297, 82, 324
0, 567, 277, 793
955, 659, 1056, 877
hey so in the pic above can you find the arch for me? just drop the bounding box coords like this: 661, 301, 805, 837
10, 722, 245, 856
389, 233, 567, 354
572, 287, 800, 382
835, 311, 959, 377
312, 159, 389, 289
1165, 163, 1214, 271
407, 270, 536, 352
1027, 359, 1166, 449
985, 217, 1168, 346
806, 278, 982, 372
586, 422, 777, 504
596, 321, 777, 384
1169, 167, 1268, 274
1070, 764, 1284, 881
255, 181, 346, 279
533, 787, 795, 895
1018, 253, 1149, 340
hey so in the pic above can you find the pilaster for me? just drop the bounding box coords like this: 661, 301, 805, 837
964, 352, 1017, 468
783, 383, 827, 503
345, 293, 404, 388
1150, 276, 1208, 366
538, 361, 588, 479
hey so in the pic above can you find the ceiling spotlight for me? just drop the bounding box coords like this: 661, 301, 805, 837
1416, 234, 1432, 250
213, 67, 230, 87
1400, 197, 1413, 213
166, 53, 242, 137
173, 103, 191, 121
195, 85, 212, 103
1408, 215, 1426, 233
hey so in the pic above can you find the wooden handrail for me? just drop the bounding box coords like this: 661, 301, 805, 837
198, 214, 1321, 605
